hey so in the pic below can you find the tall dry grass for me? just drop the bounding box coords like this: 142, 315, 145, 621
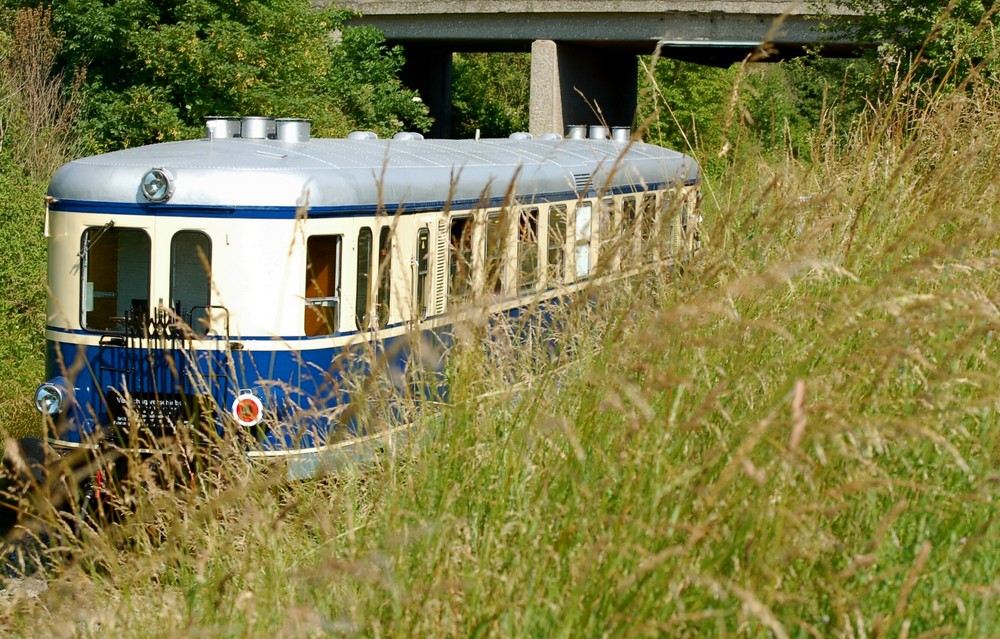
4, 77, 1000, 638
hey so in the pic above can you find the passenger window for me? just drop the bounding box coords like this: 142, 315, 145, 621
170, 231, 212, 332
640, 193, 657, 259
575, 202, 592, 279
598, 197, 615, 272
547, 204, 567, 286
621, 196, 637, 265
377, 226, 391, 327
519, 207, 539, 291
356, 228, 372, 329
484, 211, 506, 294
416, 227, 430, 318
81, 227, 151, 332
304, 235, 341, 337
449, 215, 473, 300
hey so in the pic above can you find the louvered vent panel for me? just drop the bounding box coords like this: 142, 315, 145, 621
433, 218, 448, 315
573, 173, 591, 192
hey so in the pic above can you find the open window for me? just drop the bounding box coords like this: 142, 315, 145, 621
449, 215, 473, 300
171, 231, 212, 333
304, 235, 342, 337
81, 226, 151, 332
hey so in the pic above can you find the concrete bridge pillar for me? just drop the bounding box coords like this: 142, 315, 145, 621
529, 40, 638, 137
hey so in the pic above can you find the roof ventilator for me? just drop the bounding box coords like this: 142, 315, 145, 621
276, 118, 311, 142
347, 131, 379, 140
588, 125, 609, 140
393, 132, 425, 141
611, 126, 631, 143
573, 173, 591, 192
508, 132, 533, 140
241, 116, 275, 140
205, 116, 241, 140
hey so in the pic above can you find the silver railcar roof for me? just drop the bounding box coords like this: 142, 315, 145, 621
47, 137, 700, 210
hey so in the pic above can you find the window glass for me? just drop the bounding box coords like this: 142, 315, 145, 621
547, 204, 567, 286
621, 196, 637, 265
598, 197, 615, 272
171, 231, 212, 332
82, 227, 151, 331
449, 215, 473, 299
377, 226, 392, 327
356, 227, 372, 329
575, 202, 592, 279
416, 228, 430, 318
304, 235, 341, 337
519, 208, 539, 291
485, 211, 506, 294
641, 193, 657, 260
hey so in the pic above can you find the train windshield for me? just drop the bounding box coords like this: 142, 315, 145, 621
81, 226, 151, 332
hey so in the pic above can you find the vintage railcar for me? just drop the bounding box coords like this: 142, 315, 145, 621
31, 116, 700, 477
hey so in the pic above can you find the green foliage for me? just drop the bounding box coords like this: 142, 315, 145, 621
640, 56, 870, 175
818, 0, 1000, 90
638, 58, 736, 155
35, 0, 430, 150
328, 26, 434, 136
0, 158, 47, 437
451, 52, 530, 138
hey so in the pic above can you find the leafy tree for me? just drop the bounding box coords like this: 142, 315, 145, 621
816, 0, 1000, 90
451, 52, 530, 138
6, 0, 431, 150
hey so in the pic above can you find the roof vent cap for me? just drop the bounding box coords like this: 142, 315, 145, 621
508, 132, 533, 140
276, 118, 310, 142
205, 116, 241, 140
347, 130, 379, 140
567, 125, 587, 140
540, 133, 563, 141
611, 126, 631, 143
241, 116, 275, 140
588, 125, 609, 140
392, 131, 424, 141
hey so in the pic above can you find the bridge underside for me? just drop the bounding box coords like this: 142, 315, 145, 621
351, 11, 864, 138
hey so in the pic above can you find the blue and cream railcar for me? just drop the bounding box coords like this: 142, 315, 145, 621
34, 116, 700, 466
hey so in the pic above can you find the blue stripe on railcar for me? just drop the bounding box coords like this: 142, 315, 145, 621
43, 327, 450, 452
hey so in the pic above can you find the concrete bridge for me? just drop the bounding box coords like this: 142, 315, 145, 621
341, 1, 860, 138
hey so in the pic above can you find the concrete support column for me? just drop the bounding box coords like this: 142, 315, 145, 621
401, 44, 453, 139
529, 40, 638, 137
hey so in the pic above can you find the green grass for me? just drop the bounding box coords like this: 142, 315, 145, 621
5, 90, 1000, 638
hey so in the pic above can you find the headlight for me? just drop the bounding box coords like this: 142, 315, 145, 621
141, 168, 174, 203
34, 382, 67, 415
